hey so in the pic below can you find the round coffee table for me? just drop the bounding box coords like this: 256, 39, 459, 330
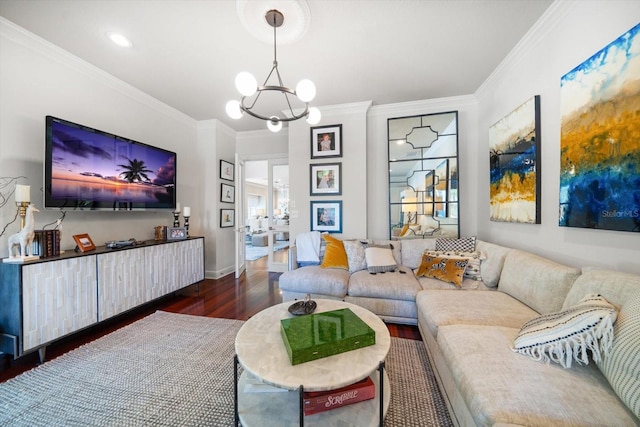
235, 299, 391, 426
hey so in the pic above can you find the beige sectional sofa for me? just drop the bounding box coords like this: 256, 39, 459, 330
278, 237, 640, 426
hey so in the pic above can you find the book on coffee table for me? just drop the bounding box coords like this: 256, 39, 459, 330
280, 308, 376, 365
303, 376, 375, 415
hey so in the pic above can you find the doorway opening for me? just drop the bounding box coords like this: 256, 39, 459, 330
244, 159, 289, 272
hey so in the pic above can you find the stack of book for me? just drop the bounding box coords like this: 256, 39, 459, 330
31, 229, 61, 258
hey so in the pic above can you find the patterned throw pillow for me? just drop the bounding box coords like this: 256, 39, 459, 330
364, 245, 397, 273
343, 240, 368, 274
425, 250, 484, 281
435, 236, 477, 252
320, 235, 348, 270
415, 254, 469, 287
598, 290, 640, 418
511, 294, 617, 368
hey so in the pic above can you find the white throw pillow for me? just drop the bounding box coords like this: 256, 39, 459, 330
511, 294, 617, 368
364, 246, 397, 273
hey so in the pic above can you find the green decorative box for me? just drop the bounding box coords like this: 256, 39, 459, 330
280, 308, 376, 365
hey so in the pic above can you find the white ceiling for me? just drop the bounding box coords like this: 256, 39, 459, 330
0, 0, 553, 132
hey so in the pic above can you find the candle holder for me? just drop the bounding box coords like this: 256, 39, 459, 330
184, 215, 190, 237
172, 210, 180, 227
17, 201, 29, 229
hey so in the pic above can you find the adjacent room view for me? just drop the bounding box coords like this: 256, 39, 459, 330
1, 1, 639, 426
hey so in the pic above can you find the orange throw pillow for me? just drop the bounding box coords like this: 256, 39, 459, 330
415, 254, 469, 287
321, 234, 348, 270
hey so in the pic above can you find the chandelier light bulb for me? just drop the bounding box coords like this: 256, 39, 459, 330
226, 100, 243, 119
306, 107, 321, 125
235, 72, 258, 97
296, 79, 316, 102
267, 117, 283, 132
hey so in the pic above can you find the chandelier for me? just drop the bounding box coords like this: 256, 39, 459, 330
226, 9, 321, 132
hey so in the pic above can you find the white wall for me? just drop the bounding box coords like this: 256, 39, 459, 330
288, 102, 371, 242
475, 0, 640, 274
0, 18, 200, 256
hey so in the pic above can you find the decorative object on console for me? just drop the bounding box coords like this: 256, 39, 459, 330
4, 203, 40, 263
183, 206, 191, 236
311, 124, 342, 159
489, 95, 541, 224
511, 293, 617, 368
14, 184, 31, 229
172, 202, 181, 227
72, 233, 96, 252
559, 23, 640, 233
220, 208, 234, 228
154, 225, 167, 241
220, 183, 234, 203
310, 162, 341, 196
220, 160, 234, 181
226, 7, 320, 132
167, 227, 187, 241
310, 200, 342, 233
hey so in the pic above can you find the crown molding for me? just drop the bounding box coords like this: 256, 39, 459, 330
369, 95, 477, 119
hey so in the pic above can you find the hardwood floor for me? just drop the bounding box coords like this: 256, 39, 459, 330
0, 252, 420, 383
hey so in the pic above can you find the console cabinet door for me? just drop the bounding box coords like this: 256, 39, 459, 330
146, 238, 205, 296
97, 248, 146, 321
174, 238, 205, 290
22, 256, 98, 352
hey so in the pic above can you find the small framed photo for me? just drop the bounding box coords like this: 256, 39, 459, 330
220, 183, 235, 203
220, 159, 234, 181
310, 200, 342, 233
220, 208, 235, 228
310, 162, 342, 196
73, 233, 96, 252
311, 124, 342, 159
167, 227, 187, 241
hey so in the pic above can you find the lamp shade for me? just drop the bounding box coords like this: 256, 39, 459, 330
274, 209, 282, 216
257, 209, 265, 216
15, 184, 30, 203
295, 79, 316, 102
226, 100, 243, 119
306, 107, 321, 125
267, 117, 282, 132
235, 72, 257, 97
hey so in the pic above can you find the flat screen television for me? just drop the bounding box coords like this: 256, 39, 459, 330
44, 116, 176, 210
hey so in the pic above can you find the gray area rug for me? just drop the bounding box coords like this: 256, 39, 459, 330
0, 311, 452, 426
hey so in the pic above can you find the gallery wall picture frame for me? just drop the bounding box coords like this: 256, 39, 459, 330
73, 233, 96, 252
310, 200, 342, 233
220, 159, 234, 181
310, 162, 342, 196
220, 208, 235, 228
167, 227, 187, 241
220, 183, 235, 203
311, 124, 342, 159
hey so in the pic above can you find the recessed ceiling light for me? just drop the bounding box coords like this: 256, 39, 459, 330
106, 32, 133, 48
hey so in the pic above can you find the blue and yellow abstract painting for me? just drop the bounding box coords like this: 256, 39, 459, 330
560, 23, 640, 232
489, 96, 541, 223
